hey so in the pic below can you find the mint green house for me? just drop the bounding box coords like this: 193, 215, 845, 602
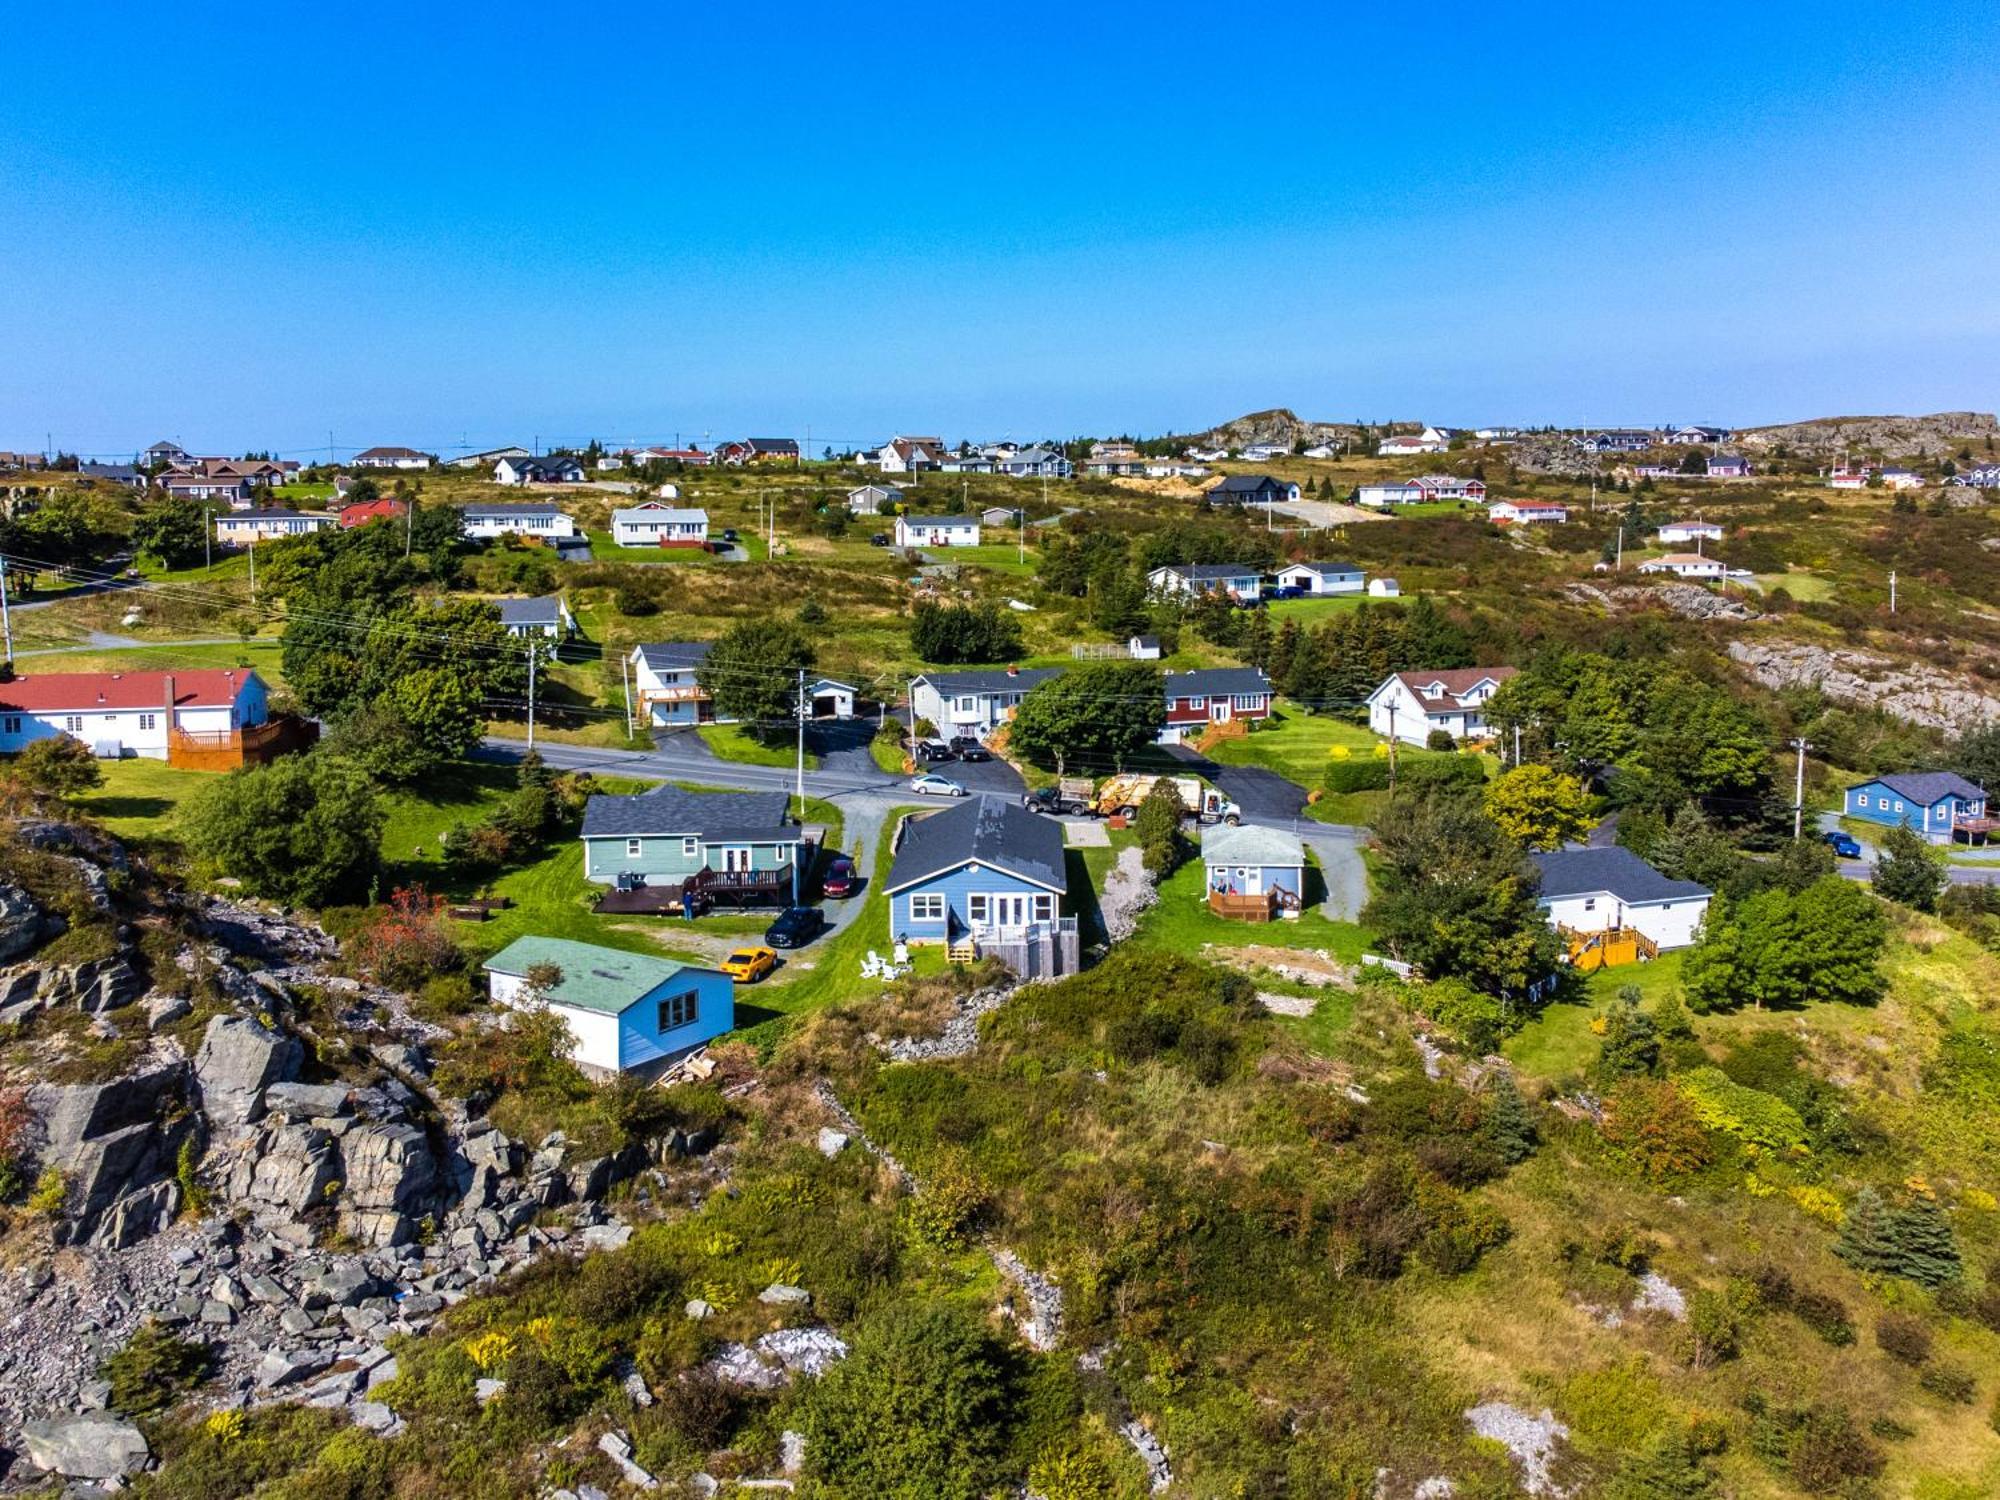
580, 786, 807, 906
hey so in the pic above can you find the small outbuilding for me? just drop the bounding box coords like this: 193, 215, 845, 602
481, 935, 734, 1075
1202, 824, 1306, 921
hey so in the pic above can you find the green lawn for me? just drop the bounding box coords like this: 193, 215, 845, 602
20, 638, 284, 683
1753, 571, 1838, 602
584, 536, 749, 565
134, 552, 254, 585
869, 736, 909, 774
1265, 594, 1385, 627
1503, 951, 1687, 1083
922, 542, 1037, 576
1130, 855, 1371, 964
69, 758, 222, 840
697, 723, 820, 770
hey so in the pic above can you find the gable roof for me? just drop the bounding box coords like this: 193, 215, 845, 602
1278, 560, 1363, 576
481, 936, 708, 1016
496, 595, 565, 627
1379, 667, 1517, 710
1153, 562, 1261, 581
217, 508, 332, 522
1207, 473, 1285, 495
1531, 847, 1710, 905
1202, 823, 1305, 867
0, 668, 260, 713
612, 506, 706, 526
355, 446, 429, 460
886, 798, 1068, 895
916, 667, 1064, 697
460, 501, 563, 517
1166, 667, 1270, 699
748, 437, 799, 454
1865, 771, 1988, 806
900, 514, 979, 528
632, 641, 712, 674
580, 786, 798, 842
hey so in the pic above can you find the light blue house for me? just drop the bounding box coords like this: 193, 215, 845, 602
1844, 772, 1990, 845
1201, 823, 1307, 918
580, 786, 807, 904
885, 799, 1078, 977
481, 935, 733, 1074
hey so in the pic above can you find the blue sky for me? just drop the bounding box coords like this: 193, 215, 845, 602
3, 2, 1998, 458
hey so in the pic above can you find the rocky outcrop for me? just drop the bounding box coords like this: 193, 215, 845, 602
338, 1123, 442, 1247
194, 1014, 304, 1132
1728, 639, 2000, 732
0, 881, 48, 963
1734, 411, 1998, 460
1187, 407, 1367, 453
35, 1064, 194, 1248
20, 1412, 149, 1480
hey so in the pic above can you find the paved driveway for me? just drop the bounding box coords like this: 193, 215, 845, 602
1162, 745, 1309, 821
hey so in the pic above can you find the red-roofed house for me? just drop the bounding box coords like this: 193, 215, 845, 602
1366, 667, 1518, 747
339, 498, 409, 529
0, 668, 286, 764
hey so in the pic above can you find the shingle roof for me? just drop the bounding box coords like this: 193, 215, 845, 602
1281, 560, 1362, 575
0, 668, 259, 713
900, 515, 979, 528
1156, 563, 1260, 581
885, 799, 1068, 895
1868, 771, 1988, 806
481, 936, 708, 1016
1385, 667, 1516, 708
1531, 847, 1710, 904
915, 667, 1064, 696
748, 438, 799, 454
580, 786, 799, 842
355, 446, 429, 459
1201, 824, 1304, 867
612, 506, 707, 526
497, 595, 565, 626
1166, 667, 1270, 699
1207, 474, 1285, 494
461, 501, 563, 516
633, 641, 712, 673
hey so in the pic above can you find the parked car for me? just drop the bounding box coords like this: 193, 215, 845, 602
1022, 780, 1092, 816
915, 738, 953, 762
909, 772, 967, 798
720, 527, 739, 543
765, 906, 826, 949
1271, 585, 1306, 599
869, 533, 891, 547
719, 946, 778, 983
950, 736, 992, 762
821, 855, 859, 898
1822, 830, 1864, 859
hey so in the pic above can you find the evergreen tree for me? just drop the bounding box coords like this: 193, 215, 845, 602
1872, 822, 1946, 911
1483, 1072, 1540, 1165
1836, 1188, 1961, 1287
1596, 987, 1661, 1080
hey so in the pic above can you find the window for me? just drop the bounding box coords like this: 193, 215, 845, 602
1189, 697, 1205, 710
1894, 801, 1904, 813
1583, 897, 1597, 912
1033, 893, 1054, 921
138, 713, 156, 731
1, 716, 16, 734
909, 894, 945, 921
64, 716, 83, 733
967, 894, 989, 923
956, 696, 976, 713
626, 838, 643, 858
657, 990, 698, 1032
682, 837, 699, 859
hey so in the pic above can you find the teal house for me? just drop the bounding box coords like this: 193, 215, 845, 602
481, 935, 733, 1074
580, 786, 808, 905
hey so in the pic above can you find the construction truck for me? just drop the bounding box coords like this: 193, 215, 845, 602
1020, 777, 1097, 816
1090, 773, 1242, 825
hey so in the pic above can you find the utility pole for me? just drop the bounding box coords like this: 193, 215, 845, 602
1017, 505, 1025, 565
1386, 703, 1399, 794
795, 668, 807, 820
1513, 723, 1522, 767
249, 541, 256, 604
621, 650, 634, 740
1790, 737, 1810, 840
1889, 570, 1897, 614
204, 509, 212, 572
1615, 526, 1623, 571
0, 554, 13, 667
405, 498, 414, 558
526, 646, 537, 749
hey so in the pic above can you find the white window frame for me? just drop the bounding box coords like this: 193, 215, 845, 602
138, 713, 157, 731
64, 716, 83, 733
967, 894, 989, 923
681, 836, 700, 859
909, 893, 946, 922
626, 838, 643, 858
1583, 897, 1596, 912
1033, 893, 1054, 921
658, 990, 698, 1032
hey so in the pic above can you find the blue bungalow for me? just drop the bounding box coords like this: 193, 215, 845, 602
580, 786, 808, 904
885, 799, 1079, 977
1202, 823, 1307, 919
1844, 771, 1991, 845
481, 935, 733, 1075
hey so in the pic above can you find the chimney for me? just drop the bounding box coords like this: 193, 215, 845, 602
165, 674, 175, 732
1006, 666, 1018, 678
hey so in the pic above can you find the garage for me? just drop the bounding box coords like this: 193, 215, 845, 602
809, 678, 856, 719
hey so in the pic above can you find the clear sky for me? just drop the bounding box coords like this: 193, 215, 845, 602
3, 2, 1998, 459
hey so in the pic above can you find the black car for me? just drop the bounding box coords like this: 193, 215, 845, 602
869, 532, 891, 546
765, 905, 826, 949
949, 736, 991, 761
916, 738, 953, 761
720, 527, 739, 543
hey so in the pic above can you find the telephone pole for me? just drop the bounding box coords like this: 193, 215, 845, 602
620, 650, 634, 740
0, 554, 13, 667
1889, 570, 1897, 614
795, 668, 807, 820
1790, 737, 1811, 840
248, 541, 256, 604
526, 646, 538, 749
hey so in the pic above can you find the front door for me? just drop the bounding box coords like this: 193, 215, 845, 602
1210, 700, 1230, 722
992, 894, 1028, 930
722, 847, 752, 873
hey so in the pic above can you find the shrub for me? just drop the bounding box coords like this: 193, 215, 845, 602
614, 585, 660, 616
1836, 1187, 1962, 1287
0, 1086, 31, 1199
101, 1323, 211, 1414
1678, 1282, 1757, 1370
1322, 759, 1391, 795
905, 1148, 990, 1250
1425, 728, 1456, 751
1675, 1067, 1808, 1154
1875, 1311, 1931, 1365
9, 734, 103, 796
1482, 1072, 1540, 1165
1601, 1078, 1715, 1181
1919, 1364, 1977, 1404
1748, 1267, 1852, 1346
348, 887, 462, 992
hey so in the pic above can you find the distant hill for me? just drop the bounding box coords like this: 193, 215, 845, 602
1734, 411, 1997, 459
1185, 408, 1377, 451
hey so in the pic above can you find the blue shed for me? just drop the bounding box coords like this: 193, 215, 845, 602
481, 935, 735, 1075
1202, 823, 1307, 919
885, 799, 1078, 976
1844, 772, 1989, 845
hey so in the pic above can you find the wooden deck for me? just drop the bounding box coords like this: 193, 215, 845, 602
167, 715, 317, 770
1561, 925, 1658, 971
1208, 888, 1278, 922
593, 863, 797, 915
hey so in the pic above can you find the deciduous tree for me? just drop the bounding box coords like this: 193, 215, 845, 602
1482, 764, 1594, 851
1008, 664, 1164, 777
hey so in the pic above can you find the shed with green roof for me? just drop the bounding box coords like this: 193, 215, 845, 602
482, 936, 733, 1074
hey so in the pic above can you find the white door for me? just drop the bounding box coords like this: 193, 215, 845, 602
992, 894, 1027, 929
1237, 866, 1261, 895
1210, 701, 1230, 722
722, 847, 752, 873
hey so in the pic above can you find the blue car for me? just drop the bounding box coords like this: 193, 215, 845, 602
1822, 830, 1863, 859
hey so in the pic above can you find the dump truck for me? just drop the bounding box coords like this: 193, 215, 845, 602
1092, 773, 1242, 825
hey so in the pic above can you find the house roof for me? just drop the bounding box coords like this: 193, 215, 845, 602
1531, 847, 1710, 906
1279, 560, 1362, 576
748, 438, 799, 454
886, 798, 1068, 895
1207, 473, 1284, 494
340, 499, 406, 521
580, 786, 798, 843
161, 473, 247, 489
1865, 771, 1988, 806
1202, 823, 1305, 867
481, 936, 709, 1016
79, 463, 143, 481
1007, 446, 1062, 463
1661, 519, 1722, 530
1154, 563, 1260, 581
461, 501, 564, 517
496, 595, 566, 626
916, 667, 1064, 696
1381, 667, 1516, 710
612, 506, 707, 526
355, 446, 429, 460
1166, 667, 1270, 699
0, 668, 259, 714
848, 483, 901, 498
1646, 553, 1717, 567
632, 641, 713, 674
900, 514, 978, 528
502, 456, 583, 478
219, 508, 331, 522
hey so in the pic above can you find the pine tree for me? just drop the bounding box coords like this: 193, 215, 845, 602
1597, 988, 1661, 1080
1483, 1072, 1540, 1165
1837, 1188, 1962, 1287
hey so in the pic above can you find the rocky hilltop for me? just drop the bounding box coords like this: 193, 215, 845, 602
1734, 411, 1998, 459
1187, 407, 1371, 451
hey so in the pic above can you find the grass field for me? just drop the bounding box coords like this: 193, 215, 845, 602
1503, 951, 1689, 1081
697, 723, 820, 770
1264, 594, 1382, 626
14, 638, 282, 680
1131, 853, 1371, 964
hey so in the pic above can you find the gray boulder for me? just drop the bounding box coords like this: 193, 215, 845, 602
0, 880, 46, 962
263, 1081, 352, 1119
337, 1122, 439, 1246
21, 1413, 150, 1479
194, 1015, 303, 1131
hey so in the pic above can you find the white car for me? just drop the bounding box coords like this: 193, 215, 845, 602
909, 773, 967, 798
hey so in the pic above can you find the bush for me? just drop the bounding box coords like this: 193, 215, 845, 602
1919, 1364, 1977, 1404
9, 734, 103, 796
1425, 728, 1456, 751
1322, 758, 1392, 794
1836, 1187, 1962, 1287
1748, 1266, 1851, 1346
614, 584, 660, 616
1875, 1311, 1931, 1365
100, 1323, 211, 1415
181, 754, 384, 907
1675, 1067, 1808, 1153
905, 1148, 990, 1250
1601, 1078, 1716, 1181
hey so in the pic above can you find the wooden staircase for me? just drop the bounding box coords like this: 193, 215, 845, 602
1561, 925, 1658, 972
947, 938, 979, 963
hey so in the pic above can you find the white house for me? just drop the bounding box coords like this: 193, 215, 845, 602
1829, 468, 1870, 490
612, 504, 709, 549
911, 667, 1063, 742
846, 483, 901, 515
807, 678, 857, 719
1366, 667, 1517, 746
1657, 520, 1723, 544
496, 595, 575, 640
450, 446, 532, 469
1241, 443, 1291, 461
998, 446, 1072, 479
1638, 553, 1726, 580
1146, 563, 1264, 603
1357, 482, 1427, 507
1881, 468, 1925, 490
352, 446, 433, 470
0, 668, 270, 760
1487, 501, 1568, 525
1367, 577, 1401, 597
494, 454, 586, 486
212, 509, 337, 545
940, 454, 996, 473
1128, 634, 1162, 661
894, 514, 981, 548
1275, 561, 1365, 595
876, 437, 944, 474
1302, 444, 1337, 459
460, 502, 578, 541
481, 936, 734, 1075
629, 642, 726, 726
1531, 847, 1711, 953
1377, 435, 1435, 456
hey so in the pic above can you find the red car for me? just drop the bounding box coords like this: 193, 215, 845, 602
821, 856, 859, 898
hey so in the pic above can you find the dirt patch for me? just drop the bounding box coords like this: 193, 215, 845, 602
1210, 945, 1353, 986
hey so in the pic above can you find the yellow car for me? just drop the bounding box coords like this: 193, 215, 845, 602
719, 946, 778, 984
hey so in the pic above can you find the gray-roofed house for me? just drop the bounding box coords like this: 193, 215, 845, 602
481, 935, 733, 1075
79, 462, 149, 489
628, 641, 725, 726
1145, 563, 1265, 602
495, 454, 586, 486
1204, 473, 1301, 507
1161, 666, 1273, 744
1531, 847, 1712, 954
845, 483, 902, 515
1844, 772, 1992, 845
910, 666, 1065, 743
496, 595, 576, 640
997, 446, 1073, 479
893, 513, 981, 548
579, 786, 808, 905
1202, 823, 1307, 920
885, 799, 1078, 977
1274, 560, 1366, 595
459, 500, 579, 541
